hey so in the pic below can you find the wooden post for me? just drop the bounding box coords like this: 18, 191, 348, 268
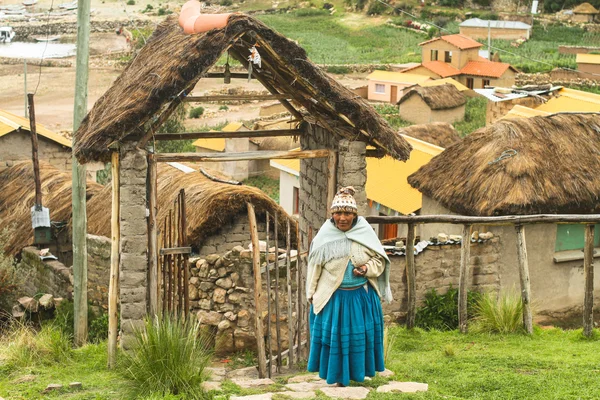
27, 94, 42, 208
306, 226, 313, 356
273, 213, 282, 373
148, 154, 158, 316
583, 224, 595, 337
326, 151, 337, 209
458, 224, 472, 334
247, 203, 267, 378
405, 223, 416, 329
515, 224, 533, 334
162, 219, 168, 314
167, 211, 173, 313
107, 152, 120, 368
286, 219, 294, 367
181, 189, 189, 318
265, 213, 273, 378
295, 222, 302, 362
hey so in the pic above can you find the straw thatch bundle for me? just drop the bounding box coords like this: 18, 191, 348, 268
398, 84, 466, 110
400, 123, 461, 148
573, 2, 599, 14
408, 113, 600, 216
74, 15, 411, 164
0, 161, 103, 256
87, 163, 296, 248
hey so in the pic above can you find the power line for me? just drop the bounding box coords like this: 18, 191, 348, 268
33, 0, 56, 95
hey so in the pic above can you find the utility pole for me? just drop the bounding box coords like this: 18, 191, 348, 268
24, 60, 28, 118
487, 20, 492, 61
72, 0, 91, 347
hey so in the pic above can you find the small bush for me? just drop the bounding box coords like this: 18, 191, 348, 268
220, 0, 233, 5
415, 287, 481, 331
472, 290, 525, 334
143, 3, 153, 12
326, 65, 350, 74
157, 7, 172, 15
367, 0, 387, 15
219, 105, 229, 111
189, 106, 205, 119
292, 8, 330, 17
123, 314, 213, 398
126, 0, 135, 5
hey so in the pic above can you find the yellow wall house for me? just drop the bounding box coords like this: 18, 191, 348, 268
536, 87, 600, 113
366, 70, 431, 104
500, 105, 550, 120
576, 54, 600, 81
270, 135, 443, 239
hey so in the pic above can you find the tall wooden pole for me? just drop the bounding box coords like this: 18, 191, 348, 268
405, 223, 416, 329
458, 224, 472, 333
285, 219, 294, 368
147, 154, 158, 316
71, 0, 91, 347
27, 94, 42, 209
515, 225, 533, 334
107, 152, 120, 368
583, 224, 595, 337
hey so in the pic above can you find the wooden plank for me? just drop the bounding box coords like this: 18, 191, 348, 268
247, 203, 268, 378
155, 149, 330, 163
159, 247, 193, 255
405, 223, 416, 329
295, 222, 301, 363
183, 94, 290, 102
515, 225, 533, 334
326, 151, 337, 213
273, 213, 282, 373
366, 214, 600, 226
583, 224, 595, 337
167, 211, 173, 313
265, 213, 273, 378
286, 218, 294, 368
27, 94, 42, 208
107, 152, 120, 369
148, 153, 158, 317
205, 72, 255, 79
162, 219, 167, 314
305, 226, 313, 358
154, 128, 302, 141
181, 189, 190, 319
458, 224, 471, 334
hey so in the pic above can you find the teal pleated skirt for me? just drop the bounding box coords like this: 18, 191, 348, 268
307, 285, 385, 386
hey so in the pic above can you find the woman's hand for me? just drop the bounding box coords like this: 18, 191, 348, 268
353, 265, 367, 277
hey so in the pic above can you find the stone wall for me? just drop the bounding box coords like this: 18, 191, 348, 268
558, 45, 600, 55
0, 133, 71, 174
515, 72, 599, 88
485, 95, 544, 125
337, 139, 368, 216
198, 218, 268, 256
11, 19, 155, 38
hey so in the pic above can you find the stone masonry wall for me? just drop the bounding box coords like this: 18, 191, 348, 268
198, 218, 267, 256
337, 139, 368, 216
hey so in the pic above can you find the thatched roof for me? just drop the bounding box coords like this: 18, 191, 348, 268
398, 84, 466, 110
74, 14, 411, 163
408, 113, 600, 216
573, 2, 599, 14
399, 123, 461, 148
0, 161, 103, 256
87, 163, 296, 248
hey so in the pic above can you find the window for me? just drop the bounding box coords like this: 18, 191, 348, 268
466, 77, 474, 90
444, 51, 452, 63
293, 187, 299, 214
555, 224, 600, 252
430, 49, 438, 61
375, 84, 385, 94
482, 79, 490, 88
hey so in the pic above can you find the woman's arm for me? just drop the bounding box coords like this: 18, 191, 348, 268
306, 261, 323, 302
362, 251, 385, 278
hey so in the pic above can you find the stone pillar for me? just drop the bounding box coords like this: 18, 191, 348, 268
119, 142, 148, 349
337, 139, 368, 216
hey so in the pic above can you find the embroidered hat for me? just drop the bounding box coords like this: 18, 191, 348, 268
330, 186, 357, 214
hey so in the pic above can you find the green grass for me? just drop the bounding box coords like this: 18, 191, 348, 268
243, 175, 280, 203
453, 96, 487, 137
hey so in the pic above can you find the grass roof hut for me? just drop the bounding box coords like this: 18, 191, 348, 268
399, 122, 462, 148
71, 13, 411, 351
573, 2, 599, 22
397, 84, 467, 125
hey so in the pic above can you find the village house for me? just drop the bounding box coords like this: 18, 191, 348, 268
459, 18, 532, 40
402, 34, 518, 90
397, 84, 466, 124
408, 113, 600, 323
418, 77, 475, 97
366, 70, 431, 103
576, 53, 600, 80
572, 2, 599, 23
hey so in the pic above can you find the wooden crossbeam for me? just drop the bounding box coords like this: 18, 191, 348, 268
155, 149, 330, 163
366, 214, 600, 226
159, 246, 192, 256
154, 128, 301, 141
205, 72, 250, 79
183, 94, 290, 102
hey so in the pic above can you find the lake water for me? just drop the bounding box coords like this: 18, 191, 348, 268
0, 41, 76, 59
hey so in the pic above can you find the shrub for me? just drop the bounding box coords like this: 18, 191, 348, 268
157, 7, 172, 15
367, 0, 388, 15
292, 8, 330, 17
472, 290, 525, 334
122, 314, 213, 398
54, 299, 110, 343
0, 228, 26, 313
220, 0, 233, 6
126, 0, 135, 4
189, 106, 205, 119
143, 3, 153, 12
415, 287, 481, 331
219, 105, 229, 111
326, 65, 351, 74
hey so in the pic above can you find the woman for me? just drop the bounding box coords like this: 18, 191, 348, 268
307, 186, 392, 387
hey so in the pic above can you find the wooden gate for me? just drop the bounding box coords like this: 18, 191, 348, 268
158, 189, 191, 316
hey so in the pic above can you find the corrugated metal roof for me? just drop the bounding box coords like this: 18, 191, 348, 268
577, 53, 600, 65
0, 109, 71, 148
270, 136, 443, 215
460, 18, 531, 29
420, 78, 469, 91
367, 70, 431, 84
536, 88, 600, 112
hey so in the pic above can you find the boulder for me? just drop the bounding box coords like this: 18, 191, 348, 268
18, 296, 38, 312
197, 310, 223, 326
38, 294, 55, 309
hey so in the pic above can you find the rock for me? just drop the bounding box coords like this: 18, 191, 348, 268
232, 245, 245, 256
217, 267, 228, 277
437, 233, 448, 243
471, 231, 479, 241
287, 374, 321, 383
224, 311, 237, 321
69, 382, 82, 389
206, 254, 220, 265
200, 281, 215, 291
205, 367, 227, 382
230, 394, 272, 400
12, 304, 24, 319
218, 320, 231, 331
189, 285, 199, 300
229, 366, 259, 379
376, 381, 428, 393
231, 378, 275, 388
199, 299, 213, 310
54, 297, 65, 308
230, 272, 240, 284
216, 277, 233, 289
449, 234, 462, 242
240, 250, 252, 259
236, 286, 250, 293
197, 310, 223, 326
273, 392, 316, 399
209, 269, 219, 279
395, 240, 404, 247
190, 277, 200, 285
233, 328, 257, 351
213, 288, 227, 303
228, 292, 241, 304
42, 383, 63, 393
377, 368, 395, 378
480, 232, 494, 240
38, 294, 54, 309
202, 381, 222, 391
18, 296, 38, 312
285, 380, 332, 392
237, 310, 250, 327
198, 260, 210, 278
219, 303, 234, 312
320, 386, 370, 399
227, 288, 235, 294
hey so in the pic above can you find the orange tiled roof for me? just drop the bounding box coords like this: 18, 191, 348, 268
419, 34, 483, 50
421, 61, 461, 78
460, 60, 514, 78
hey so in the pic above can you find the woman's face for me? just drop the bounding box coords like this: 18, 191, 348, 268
332, 211, 356, 232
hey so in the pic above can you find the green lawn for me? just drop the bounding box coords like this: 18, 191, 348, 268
3, 326, 600, 399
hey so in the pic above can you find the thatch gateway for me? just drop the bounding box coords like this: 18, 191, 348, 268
408, 113, 600, 322
73, 14, 411, 348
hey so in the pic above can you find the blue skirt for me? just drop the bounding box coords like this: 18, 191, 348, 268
307, 285, 385, 386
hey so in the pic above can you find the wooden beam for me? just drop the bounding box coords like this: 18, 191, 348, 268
155, 149, 330, 163
458, 224, 471, 334
583, 224, 595, 337
366, 214, 600, 226
27, 94, 42, 208
183, 94, 291, 102
285, 218, 294, 368
148, 154, 158, 317
405, 223, 416, 329
205, 72, 252, 79
159, 246, 192, 255
366, 149, 386, 158
107, 152, 120, 369
247, 203, 267, 378
154, 128, 302, 141
326, 151, 337, 214
515, 224, 533, 334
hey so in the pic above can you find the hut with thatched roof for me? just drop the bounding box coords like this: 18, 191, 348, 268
72, 13, 411, 346
397, 84, 467, 124
408, 113, 600, 321
399, 122, 462, 148
572, 2, 599, 23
